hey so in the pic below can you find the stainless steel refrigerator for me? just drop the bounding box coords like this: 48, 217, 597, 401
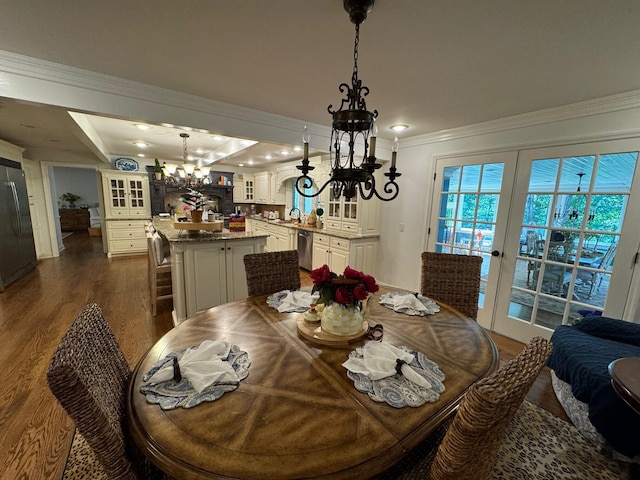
0, 158, 37, 291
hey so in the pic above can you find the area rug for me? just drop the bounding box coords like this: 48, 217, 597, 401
64, 402, 632, 479
62, 431, 106, 480
378, 401, 632, 479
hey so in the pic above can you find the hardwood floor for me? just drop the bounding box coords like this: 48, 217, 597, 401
0, 232, 567, 479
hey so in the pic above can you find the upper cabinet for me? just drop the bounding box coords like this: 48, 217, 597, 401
102, 172, 150, 218
269, 172, 286, 205
254, 172, 269, 204
236, 170, 288, 205
234, 174, 255, 203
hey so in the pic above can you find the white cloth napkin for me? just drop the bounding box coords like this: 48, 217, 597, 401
379, 292, 440, 316
277, 290, 319, 313
148, 339, 239, 393
342, 342, 431, 389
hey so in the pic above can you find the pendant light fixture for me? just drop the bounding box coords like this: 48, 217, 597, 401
163, 133, 210, 189
295, 0, 401, 201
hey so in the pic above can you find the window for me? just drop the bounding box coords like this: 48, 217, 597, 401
291, 179, 314, 214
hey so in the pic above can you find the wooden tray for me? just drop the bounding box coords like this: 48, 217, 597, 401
174, 221, 223, 231
296, 316, 367, 346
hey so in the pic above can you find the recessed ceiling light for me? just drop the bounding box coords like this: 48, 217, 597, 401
280, 150, 290, 155
238, 163, 244, 167
196, 148, 204, 155
137, 153, 145, 157
161, 123, 175, 128
390, 124, 409, 132
294, 146, 302, 152
248, 160, 254, 165
265, 155, 273, 160
213, 136, 223, 141
134, 123, 151, 130
134, 142, 149, 148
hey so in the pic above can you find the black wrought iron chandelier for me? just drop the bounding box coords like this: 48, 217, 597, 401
162, 133, 211, 189
296, 0, 401, 201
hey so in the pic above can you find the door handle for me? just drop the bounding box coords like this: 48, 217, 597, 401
491, 250, 501, 257
9, 181, 22, 235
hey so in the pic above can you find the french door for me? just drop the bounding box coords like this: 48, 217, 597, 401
429, 151, 517, 330
429, 139, 640, 343
493, 140, 640, 342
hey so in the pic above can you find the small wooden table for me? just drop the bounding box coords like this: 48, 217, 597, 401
127, 290, 499, 479
608, 357, 640, 415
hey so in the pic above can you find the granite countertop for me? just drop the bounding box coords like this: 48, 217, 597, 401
247, 216, 379, 240
153, 217, 269, 243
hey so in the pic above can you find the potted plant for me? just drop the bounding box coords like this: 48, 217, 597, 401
180, 189, 206, 222
153, 158, 163, 181
60, 192, 81, 208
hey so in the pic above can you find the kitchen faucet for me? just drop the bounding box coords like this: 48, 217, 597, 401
289, 207, 301, 223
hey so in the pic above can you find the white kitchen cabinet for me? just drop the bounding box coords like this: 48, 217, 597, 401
255, 172, 269, 204
101, 172, 150, 257
178, 238, 265, 320
312, 233, 330, 270
251, 220, 270, 248
264, 223, 295, 252
269, 172, 286, 205
312, 231, 378, 276
104, 219, 148, 257
325, 184, 379, 235
102, 172, 150, 218
240, 174, 255, 202
268, 223, 295, 252
233, 177, 245, 203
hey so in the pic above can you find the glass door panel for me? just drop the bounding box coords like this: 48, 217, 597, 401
495, 140, 640, 343
429, 152, 516, 329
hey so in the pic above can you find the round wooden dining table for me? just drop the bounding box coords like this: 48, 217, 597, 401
126, 289, 498, 480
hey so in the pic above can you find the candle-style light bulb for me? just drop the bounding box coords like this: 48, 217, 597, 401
302, 125, 310, 160
369, 120, 378, 158
391, 137, 399, 169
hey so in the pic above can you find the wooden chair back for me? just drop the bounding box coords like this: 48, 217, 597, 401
420, 252, 483, 320
430, 337, 553, 480
243, 250, 301, 297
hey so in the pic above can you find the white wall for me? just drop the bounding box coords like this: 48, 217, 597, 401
52, 166, 100, 208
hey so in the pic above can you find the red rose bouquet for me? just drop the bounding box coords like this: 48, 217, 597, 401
310, 265, 379, 308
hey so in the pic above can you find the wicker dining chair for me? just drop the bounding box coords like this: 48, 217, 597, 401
46, 303, 171, 480
420, 252, 483, 320
243, 250, 301, 297
429, 336, 553, 480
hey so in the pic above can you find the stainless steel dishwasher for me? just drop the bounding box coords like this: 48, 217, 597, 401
297, 229, 313, 270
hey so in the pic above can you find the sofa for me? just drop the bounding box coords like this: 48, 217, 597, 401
547, 316, 640, 459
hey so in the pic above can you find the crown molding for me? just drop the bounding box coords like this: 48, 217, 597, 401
0, 49, 331, 148
4, 49, 640, 152
401, 90, 640, 148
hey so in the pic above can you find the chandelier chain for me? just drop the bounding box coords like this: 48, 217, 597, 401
352, 23, 360, 87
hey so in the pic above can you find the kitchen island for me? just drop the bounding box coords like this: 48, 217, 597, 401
152, 217, 268, 325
